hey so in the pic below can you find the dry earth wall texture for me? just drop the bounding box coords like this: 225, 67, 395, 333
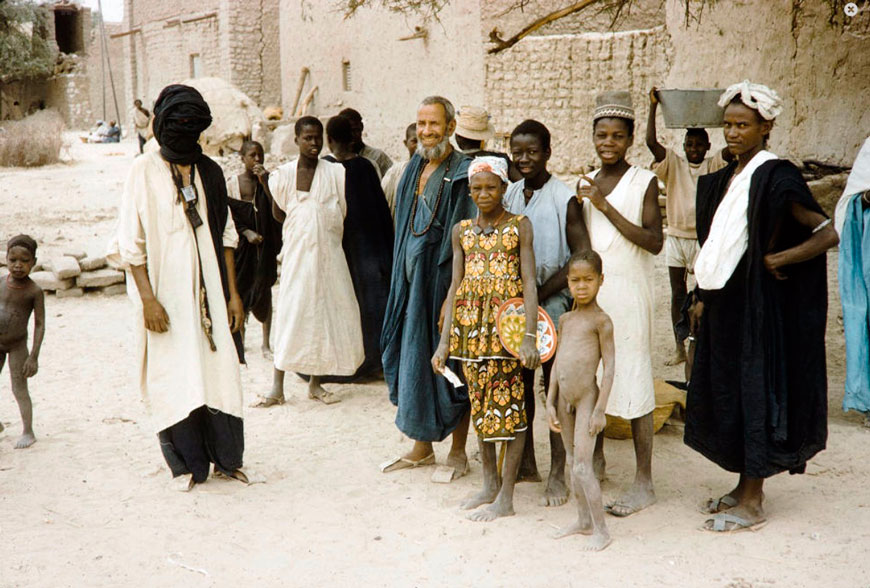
86, 21, 127, 129
122, 0, 280, 111
485, 26, 674, 175
665, 0, 870, 167
277, 0, 486, 162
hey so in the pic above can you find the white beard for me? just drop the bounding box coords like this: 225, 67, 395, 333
416, 135, 450, 161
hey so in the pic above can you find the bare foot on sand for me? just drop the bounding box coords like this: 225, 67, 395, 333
461, 487, 499, 511
446, 451, 469, 480
664, 344, 687, 366
261, 346, 273, 360
14, 432, 36, 449
540, 474, 569, 507
580, 530, 612, 551
467, 497, 514, 522
606, 481, 656, 517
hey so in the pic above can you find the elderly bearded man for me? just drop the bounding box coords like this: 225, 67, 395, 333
380, 96, 476, 481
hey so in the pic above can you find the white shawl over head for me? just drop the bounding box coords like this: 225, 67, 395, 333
835, 137, 870, 236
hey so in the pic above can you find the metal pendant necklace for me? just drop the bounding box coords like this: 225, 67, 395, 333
474, 209, 507, 236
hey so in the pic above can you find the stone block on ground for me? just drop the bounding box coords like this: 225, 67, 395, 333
76, 268, 124, 288
101, 283, 127, 296
80, 256, 107, 271
56, 287, 84, 299
30, 271, 75, 291
63, 250, 87, 260
47, 255, 82, 279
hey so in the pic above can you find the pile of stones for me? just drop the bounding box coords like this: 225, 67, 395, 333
0, 250, 126, 298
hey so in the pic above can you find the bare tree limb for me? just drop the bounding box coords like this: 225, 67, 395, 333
487, 0, 603, 54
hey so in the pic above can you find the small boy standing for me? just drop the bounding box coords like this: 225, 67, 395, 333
547, 250, 614, 551
0, 235, 45, 449
646, 87, 730, 366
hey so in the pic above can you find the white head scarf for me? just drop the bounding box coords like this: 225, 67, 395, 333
718, 80, 783, 121
468, 156, 509, 183
835, 137, 870, 236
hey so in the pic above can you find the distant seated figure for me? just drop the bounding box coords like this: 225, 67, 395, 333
105, 121, 121, 143
86, 120, 109, 143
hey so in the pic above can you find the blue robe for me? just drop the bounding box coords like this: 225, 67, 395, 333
381, 150, 475, 441
840, 193, 870, 414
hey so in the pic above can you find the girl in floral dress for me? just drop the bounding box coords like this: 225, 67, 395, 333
432, 156, 540, 522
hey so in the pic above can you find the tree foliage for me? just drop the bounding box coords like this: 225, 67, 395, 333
0, 0, 55, 83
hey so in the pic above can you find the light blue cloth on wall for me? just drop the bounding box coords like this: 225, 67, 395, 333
840, 193, 870, 414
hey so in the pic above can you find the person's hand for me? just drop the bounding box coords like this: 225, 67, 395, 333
688, 299, 704, 335
244, 230, 264, 245
649, 86, 659, 105
22, 354, 38, 378
576, 176, 608, 213
142, 297, 170, 332
227, 294, 244, 333
431, 342, 449, 375
589, 407, 606, 437
252, 163, 269, 185
518, 336, 540, 370
763, 252, 787, 280
547, 402, 562, 433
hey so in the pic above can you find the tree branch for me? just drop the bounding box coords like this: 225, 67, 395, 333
487, 0, 603, 54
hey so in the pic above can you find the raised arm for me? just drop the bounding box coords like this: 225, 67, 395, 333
431, 222, 466, 374
581, 176, 663, 254
538, 197, 590, 302
646, 87, 666, 163
763, 202, 839, 279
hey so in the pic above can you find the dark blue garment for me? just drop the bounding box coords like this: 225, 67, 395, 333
380, 150, 476, 442
840, 193, 870, 413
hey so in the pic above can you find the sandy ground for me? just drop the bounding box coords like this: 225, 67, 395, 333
0, 136, 866, 587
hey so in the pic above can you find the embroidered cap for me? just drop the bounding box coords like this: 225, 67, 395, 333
593, 90, 635, 122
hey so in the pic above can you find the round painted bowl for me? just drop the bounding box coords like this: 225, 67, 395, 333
495, 297, 557, 363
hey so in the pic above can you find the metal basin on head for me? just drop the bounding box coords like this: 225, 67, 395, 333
659, 89, 726, 129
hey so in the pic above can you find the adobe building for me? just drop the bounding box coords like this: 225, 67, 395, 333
0, 2, 126, 129
277, 0, 869, 174
115, 0, 282, 114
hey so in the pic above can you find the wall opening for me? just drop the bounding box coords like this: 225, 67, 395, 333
54, 8, 83, 54
190, 54, 202, 78
342, 60, 352, 92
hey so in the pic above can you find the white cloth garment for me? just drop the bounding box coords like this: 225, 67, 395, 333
504, 175, 574, 286
717, 81, 783, 121
107, 152, 243, 433
694, 150, 778, 290
836, 137, 870, 237
268, 158, 364, 375
582, 166, 657, 420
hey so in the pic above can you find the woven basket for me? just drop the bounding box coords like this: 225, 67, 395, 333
603, 380, 687, 440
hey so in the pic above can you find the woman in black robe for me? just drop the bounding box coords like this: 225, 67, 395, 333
684, 86, 839, 531
322, 115, 394, 379
227, 140, 283, 356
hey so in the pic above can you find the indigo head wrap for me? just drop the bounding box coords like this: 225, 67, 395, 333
152, 84, 212, 164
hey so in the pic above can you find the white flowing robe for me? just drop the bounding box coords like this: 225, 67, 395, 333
583, 166, 657, 420
268, 159, 364, 375
108, 152, 243, 433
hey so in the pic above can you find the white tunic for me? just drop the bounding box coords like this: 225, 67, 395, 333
582, 166, 656, 420
268, 159, 364, 375
108, 152, 243, 433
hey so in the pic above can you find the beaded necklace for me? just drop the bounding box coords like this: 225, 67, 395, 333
409, 155, 453, 237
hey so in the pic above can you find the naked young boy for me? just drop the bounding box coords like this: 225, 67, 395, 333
547, 250, 614, 551
0, 235, 45, 449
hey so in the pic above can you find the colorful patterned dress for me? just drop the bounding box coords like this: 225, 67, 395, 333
448, 215, 526, 441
